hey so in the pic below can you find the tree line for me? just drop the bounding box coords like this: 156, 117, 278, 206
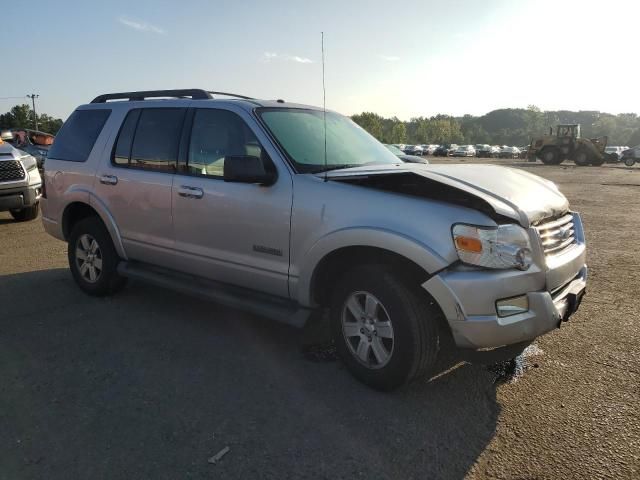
0, 104, 64, 135
352, 106, 640, 147
3, 102, 640, 148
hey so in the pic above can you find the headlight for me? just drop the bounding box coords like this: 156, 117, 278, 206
21, 155, 38, 172
452, 223, 533, 270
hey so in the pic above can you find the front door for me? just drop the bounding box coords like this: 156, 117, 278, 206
172, 107, 292, 298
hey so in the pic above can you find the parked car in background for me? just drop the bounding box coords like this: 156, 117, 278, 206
421, 144, 439, 155
621, 145, 640, 166
433, 144, 458, 156
476, 145, 495, 158
0, 140, 42, 221
604, 146, 626, 161
519, 146, 530, 159
384, 144, 429, 164
452, 145, 476, 157
0, 129, 54, 169
499, 146, 521, 159
403, 144, 424, 156
41, 88, 588, 391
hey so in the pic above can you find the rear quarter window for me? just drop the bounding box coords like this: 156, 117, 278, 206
48, 109, 111, 162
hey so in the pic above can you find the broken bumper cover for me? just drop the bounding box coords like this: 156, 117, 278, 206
423, 265, 588, 349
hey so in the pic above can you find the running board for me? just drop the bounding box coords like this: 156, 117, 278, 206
117, 261, 311, 328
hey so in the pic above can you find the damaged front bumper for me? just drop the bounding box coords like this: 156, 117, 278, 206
423, 262, 587, 350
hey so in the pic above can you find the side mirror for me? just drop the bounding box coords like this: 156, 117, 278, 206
223, 155, 276, 185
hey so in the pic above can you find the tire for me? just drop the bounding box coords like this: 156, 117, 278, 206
10, 203, 39, 222
590, 155, 605, 167
539, 147, 562, 165
68, 216, 127, 296
329, 264, 440, 391
573, 149, 590, 166
624, 157, 636, 167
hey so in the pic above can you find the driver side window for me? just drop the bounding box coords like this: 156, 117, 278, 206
187, 109, 263, 178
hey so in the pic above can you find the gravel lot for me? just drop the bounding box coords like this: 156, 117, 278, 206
1, 159, 638, 479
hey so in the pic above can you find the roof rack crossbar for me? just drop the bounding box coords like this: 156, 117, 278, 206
90, 89, 213, 103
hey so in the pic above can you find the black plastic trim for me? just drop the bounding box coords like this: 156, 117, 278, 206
91, 89, 212, 103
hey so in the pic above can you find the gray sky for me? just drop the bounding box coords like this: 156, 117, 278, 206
1, 0, 636, 120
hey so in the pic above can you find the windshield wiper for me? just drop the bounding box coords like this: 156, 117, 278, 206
312, 164, 363, 174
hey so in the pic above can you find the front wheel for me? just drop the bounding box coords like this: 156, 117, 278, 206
573, 149, 590, 166
540, 148, 562, 165
68, 216, 127, 296
330, 265, 440, 391
624, 157, 635, 167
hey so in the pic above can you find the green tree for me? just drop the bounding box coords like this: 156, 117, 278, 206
627, 128, 640, 147
38, 113, 64, 134
390, 122, 407, 144
351, 112, 384, 140
0, 104, 32, 129
0, 104, 64, 134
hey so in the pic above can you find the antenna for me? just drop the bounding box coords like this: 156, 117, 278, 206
322, 32, 328, 182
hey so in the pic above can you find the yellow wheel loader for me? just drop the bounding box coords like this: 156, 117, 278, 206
528, 124, 614, 166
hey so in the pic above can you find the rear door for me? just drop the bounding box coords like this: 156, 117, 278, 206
171, 107, 292, 298
94, 107, 186, 267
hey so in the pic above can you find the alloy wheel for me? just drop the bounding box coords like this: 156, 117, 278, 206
341, 291, 394, 369
75, 234, 103, 283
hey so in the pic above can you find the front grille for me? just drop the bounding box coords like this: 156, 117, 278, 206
0, 160, 26, 183
534, 213, 577, 256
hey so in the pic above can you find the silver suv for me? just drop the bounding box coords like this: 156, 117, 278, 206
42, 89, 587, 390
0, 140, 42, 221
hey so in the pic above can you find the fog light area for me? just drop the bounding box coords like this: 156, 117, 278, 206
496, 295, 529, 317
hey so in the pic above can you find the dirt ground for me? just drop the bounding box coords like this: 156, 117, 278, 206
1, 159, 638, 479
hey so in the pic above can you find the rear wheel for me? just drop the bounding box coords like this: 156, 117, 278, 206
624, 157, 636, 167
540, 148, 562, 165
68, 216, 127, 296
330, 264, 440, 391
10, 203, 39, 222
590, 155, 605, 166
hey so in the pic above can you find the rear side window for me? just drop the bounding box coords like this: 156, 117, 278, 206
113, 109, 141, 166
112, 108, 186, 172
48, 109, 111, 162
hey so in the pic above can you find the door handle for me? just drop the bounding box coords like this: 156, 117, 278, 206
178, 186, 204, 199
99, 174, 118, 185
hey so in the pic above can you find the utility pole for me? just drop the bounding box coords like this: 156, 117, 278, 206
26, 94, 39, 131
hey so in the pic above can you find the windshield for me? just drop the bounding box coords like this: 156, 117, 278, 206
258, 108, 400, 173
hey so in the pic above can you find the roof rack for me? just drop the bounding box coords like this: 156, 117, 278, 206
90, 89, 254, 103
91, 89, 212, 103
207, 91, 255, 100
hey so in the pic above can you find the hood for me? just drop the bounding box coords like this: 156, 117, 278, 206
320, 163, 568, 226
0, 142, 24, 159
